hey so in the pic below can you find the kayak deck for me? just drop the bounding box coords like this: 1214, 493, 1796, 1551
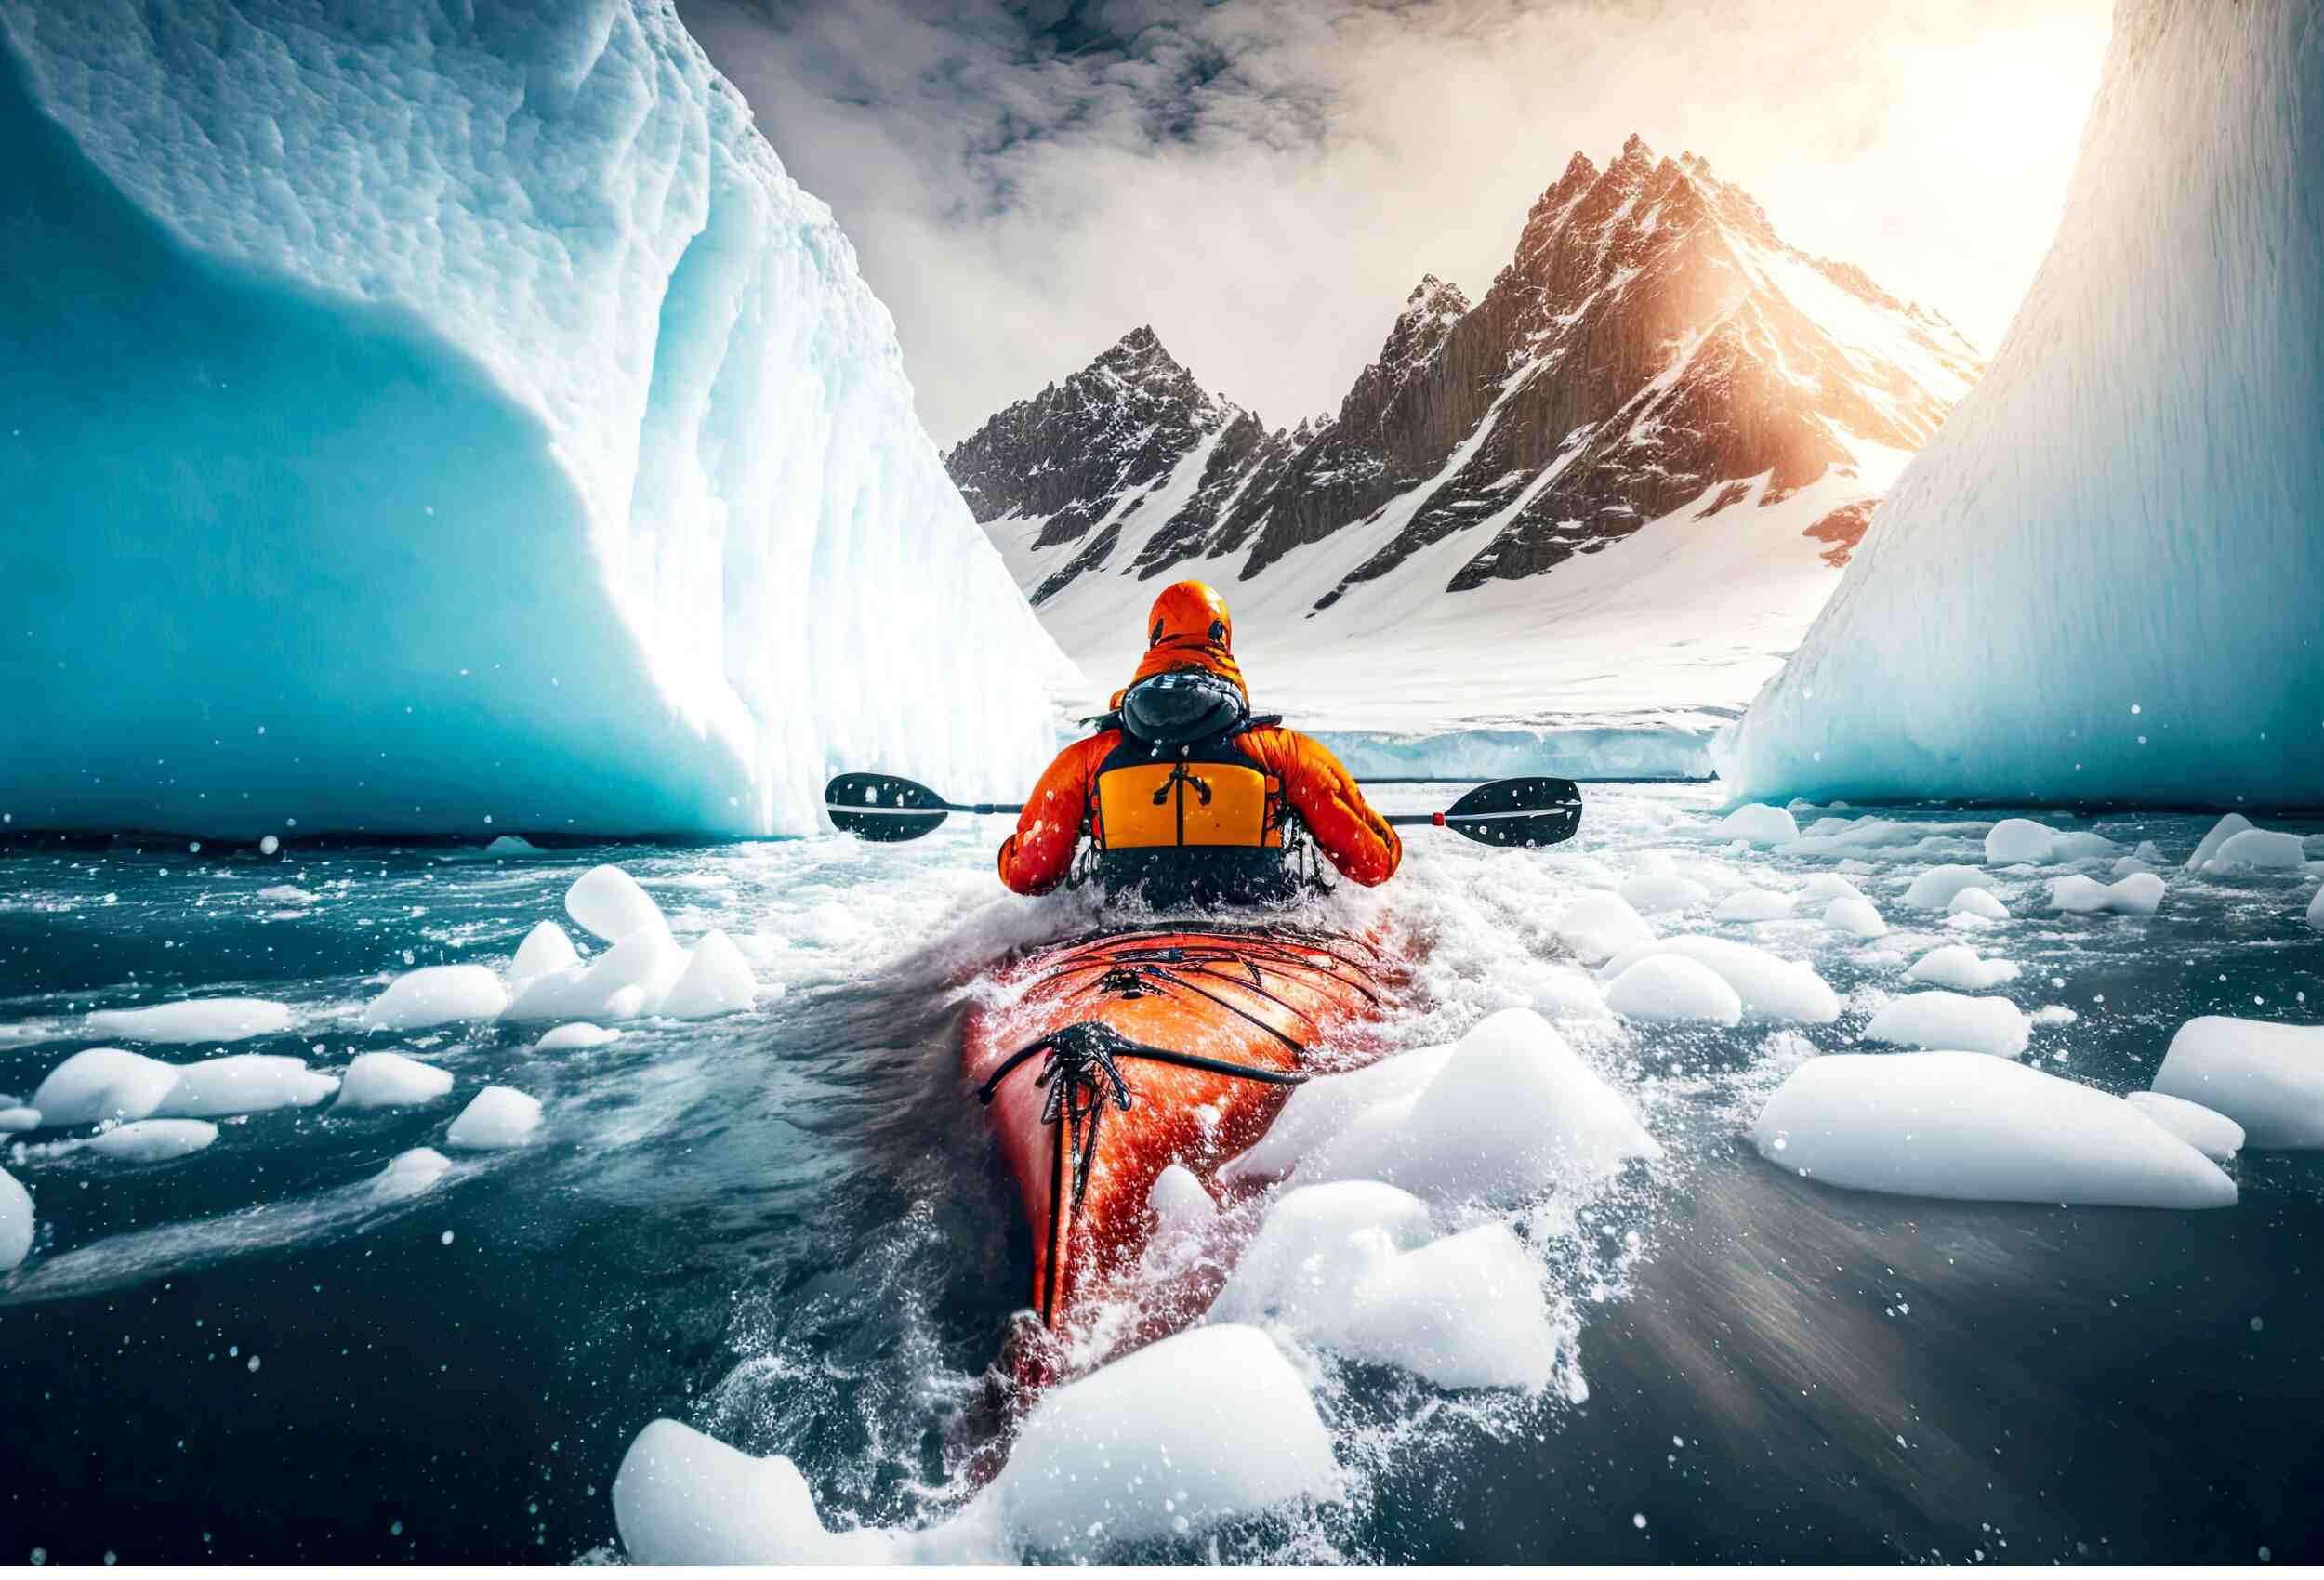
961, 923, 1389, 1384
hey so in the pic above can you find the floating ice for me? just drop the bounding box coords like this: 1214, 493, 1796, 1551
1902, 866, 1990, 911
2050, 873, 2165, 915
2150, 1018, 2324, 1148
1145, 1164, 1217, 1236
1605, 955, 1742, 1026
161, 1055, 338, 1118
511, 926, 692, 1022
257, 885, 317, 905
363, 965, 508, 1030
1596, 938, 1841, 1026
1750, 1053, 2235, 1207
1717, 889, 1796, 923
445, 1086, 543, 1149
0, 0, 1063, 839
1299, 1008, 1658, 1202
30, 1048, 182, 1126
1862, 992, 2031, 1059
1221, 1046, 1457, 1186
0, 1165, 30, 1271
1798, 873, 1866, 902
613, 1323, 1335, 1562
2201, 829, 2307, 875
483, 836, 541, 857
1984, 819, 2058, 866
84, 1119, 218, 1164
509, 921, 582, 982
2187, 814, 2255, 872
2308, 887, 2324, 931
1551, 891, 1656, 966
1215, 1183, 1554, 1390
1823, 895, 1888, 938
0, 1107, 39, 1134
534, 1023, 621, 1053
1718, 2, 2324, 808
1619, 872, 1709, 915
334, 1052, 454, 1112
84, 997, 295, 1045
2124, 1092, 2244, 1162
1717, 804, 1800, 846
1946, 887, 2010, 920
369, 1147, 454, 1203
1907, 946, 2021, 992
566, 867, 667, 945
659, 931, 759, 1020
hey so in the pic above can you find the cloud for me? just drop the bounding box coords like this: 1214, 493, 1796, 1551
680, 0, 2111, 447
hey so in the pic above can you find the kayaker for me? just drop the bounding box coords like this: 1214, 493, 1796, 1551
997, 580, 1402, 906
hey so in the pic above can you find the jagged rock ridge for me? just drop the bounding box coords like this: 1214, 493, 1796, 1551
950, 135, 1982, 618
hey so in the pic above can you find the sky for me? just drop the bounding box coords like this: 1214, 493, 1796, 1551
680, 0, 2113, 449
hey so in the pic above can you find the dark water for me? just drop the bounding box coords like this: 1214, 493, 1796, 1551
1, 793, 2319, 1564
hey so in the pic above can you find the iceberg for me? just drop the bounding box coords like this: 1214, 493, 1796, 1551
1719, 2, 2324, 807
0, 0, 1067, 838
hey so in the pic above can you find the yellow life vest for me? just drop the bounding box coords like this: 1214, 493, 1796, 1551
1092, 738, 1282, 850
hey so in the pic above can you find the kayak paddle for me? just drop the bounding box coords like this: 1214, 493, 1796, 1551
825, 771, 1581, 849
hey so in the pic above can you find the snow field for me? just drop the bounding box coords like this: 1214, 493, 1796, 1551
1750, 1053, 2235, 1208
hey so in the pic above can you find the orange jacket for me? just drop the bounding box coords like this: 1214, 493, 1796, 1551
997, 724, 1402, 896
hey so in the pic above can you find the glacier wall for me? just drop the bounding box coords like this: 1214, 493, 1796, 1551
0, 0, 1068, 838
1719, 0, 2324, 809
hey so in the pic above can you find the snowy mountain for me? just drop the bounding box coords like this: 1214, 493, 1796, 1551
0, 0, 1066, 837
1719, 0, 2324, 810
952, 137, 1981, 774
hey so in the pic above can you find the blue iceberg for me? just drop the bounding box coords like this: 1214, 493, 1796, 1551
1719, 0, 2324, 809
0, 0, 1067, 837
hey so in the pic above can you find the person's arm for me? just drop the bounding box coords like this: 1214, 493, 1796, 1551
1250, 728, 1402, 886
997, 738, 1102, 895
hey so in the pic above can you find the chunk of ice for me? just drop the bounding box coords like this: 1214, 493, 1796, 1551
1907, 946, 2022, 992
2124, 1091, 2244, 1161
2050, 873, 2165, 915
1606, 955, 1742, 1026
1903, 865, 1990, 911
1823, 895, 1888, 938
1551, 891, 1656, 966
30, 1047, 182, 1126
335, 1052, 454, 1111
483, 836, 541, 857
2308, 887, 2324, 931
1717, 804, 1800, 846
1984, 819, 2057, 865
161, 1054, 338, 1118
446, 1086, 543, 1149
363, 965, 508, 1030
659, 931, 758, 1020
2150, 1018, 2324, 1148
0, 1107, 40, 1133
1619, 871, 1709, 915
1946, 887, 2010, 920
534, 1022, 621, 1053
1717, 889, 1796, 923
509, 921, 582, 982
1145, 1164, 1217, 1236
2202, 828, 2307, 874
84, 997, 295, 1044
1596, 937, 1841, 1025
84, 1119, 218, 1163
1862, 992, 2031, 1059
0, 1165, 31, 1271
566, 865, 667, 944
1221, 1046, 1457, 1185
1750, 1052, 2235, 1207
2186, 813, 2256, 872
370, 1147, 454, 1203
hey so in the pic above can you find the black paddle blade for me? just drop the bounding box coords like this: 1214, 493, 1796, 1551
1438, 776, 1582, 847
824, 772, 949, 842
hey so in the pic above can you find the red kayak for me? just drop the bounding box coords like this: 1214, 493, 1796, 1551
961, 923, 1393, 1388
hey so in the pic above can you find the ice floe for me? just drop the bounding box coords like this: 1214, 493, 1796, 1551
1902, 865, 1992, 911
1823, 895, 1888, 938
534, 1022, 621, 1053
83, 997, 295, 1044
510, 920, 582, 982
1596, 937, 1841, 1026
1716, 889, 1795, 923
1716, 804, 1800, 846
1145, 1164, 1217, 1236
566, 864, 667, 944
2185, 813, 2253, 872
2051, 872, 2165, 915
1946, 887, 2010, 920
369, 1147, 454, 1203
1751, 1052, 2235, 1207
83, 1119, 218, 1164
1, 1166, 33, 1270
1906, 946, 2021, 992
164, 1055, 337, 1118
446, 1086, 543, 1149
2201, 827, 2307, 874
0, 1107, 40, 1134
659, 931, 759, 1020
32, 1048, 189, 1126
1619, 870, 1709, 915
363, 964, 508, 1030
1550, 890, 1655, 966
335, 1052, 454, 1111
2150, 1018, 2324, 1148
1606, 955, 1742, 1026
2123, 1092, 2244, 1161
1862, 992, 2031, 1059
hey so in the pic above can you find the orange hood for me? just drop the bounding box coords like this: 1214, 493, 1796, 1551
1127, 580, 1248, 705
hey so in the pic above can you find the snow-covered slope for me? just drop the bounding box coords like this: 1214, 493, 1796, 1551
952, 139, 1979, 775
0, 0, 1068, 838
1720, 0, 2324, 809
